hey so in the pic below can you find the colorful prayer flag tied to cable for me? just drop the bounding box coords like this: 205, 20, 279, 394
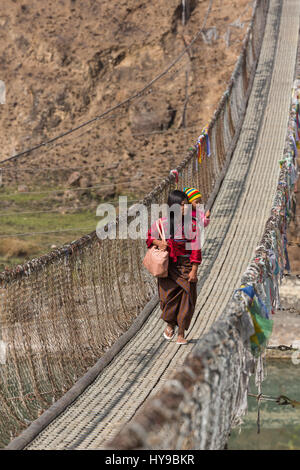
196, 125, 211, 164
236, 284, 274, 357
169, 169, 179, 189
292, 80, 300, 147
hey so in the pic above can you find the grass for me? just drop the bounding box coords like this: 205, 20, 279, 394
0, 212, 97, 272
0, 186, 139, 272
0, 233, 92, 271
0, 185, 62, 206
0, 210, 98, 234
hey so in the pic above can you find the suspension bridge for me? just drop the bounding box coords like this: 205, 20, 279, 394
1, 0, 299, 450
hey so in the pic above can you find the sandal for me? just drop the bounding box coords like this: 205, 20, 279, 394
176, 336, 188, 345
163, 326, 175, 341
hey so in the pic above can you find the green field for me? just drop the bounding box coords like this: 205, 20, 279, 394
0, 210, 98, 271
0, 186, 137, 271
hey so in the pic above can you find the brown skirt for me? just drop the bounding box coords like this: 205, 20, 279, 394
158, 256, 197, 336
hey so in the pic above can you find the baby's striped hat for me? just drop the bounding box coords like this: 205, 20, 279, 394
183, 187, 202, 203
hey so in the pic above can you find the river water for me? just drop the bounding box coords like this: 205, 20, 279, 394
228, 359, 300, 450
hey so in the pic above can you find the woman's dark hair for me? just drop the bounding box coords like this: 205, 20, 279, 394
167, 190, 188, 239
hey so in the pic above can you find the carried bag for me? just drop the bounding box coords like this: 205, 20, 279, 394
143, 219, 169, 278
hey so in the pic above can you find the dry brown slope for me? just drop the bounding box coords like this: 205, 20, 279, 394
0, 0, 252, 196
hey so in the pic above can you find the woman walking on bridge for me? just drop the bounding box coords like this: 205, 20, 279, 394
146, 190, 203, 345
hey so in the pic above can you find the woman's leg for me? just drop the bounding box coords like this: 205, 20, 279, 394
176, 266, 197, 344
177, 291, 190, 344
158, 277, 181, 327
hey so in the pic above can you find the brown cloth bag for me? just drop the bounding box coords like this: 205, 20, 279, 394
143, 219, 169, 277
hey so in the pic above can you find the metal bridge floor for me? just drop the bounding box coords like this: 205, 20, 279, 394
27, 0, 300, 449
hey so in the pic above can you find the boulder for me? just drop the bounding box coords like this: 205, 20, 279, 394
63, 190, 77, 200
79, 177, 92, 188
129, 97, 176, 134
17, 184, 28, 192
95, 185, 116, 201
88, 52, 104, 79
67, 171, 81, 187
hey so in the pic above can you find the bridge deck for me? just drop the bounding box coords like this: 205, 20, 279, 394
27, 0, 300, 449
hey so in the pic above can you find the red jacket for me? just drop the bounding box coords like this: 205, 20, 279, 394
146, 216, 202, 264
192, 208, 210, 228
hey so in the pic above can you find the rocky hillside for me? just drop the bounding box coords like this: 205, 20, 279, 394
0, 0, 252, 199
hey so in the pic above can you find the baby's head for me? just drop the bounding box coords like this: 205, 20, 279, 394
183, 187, 202, 210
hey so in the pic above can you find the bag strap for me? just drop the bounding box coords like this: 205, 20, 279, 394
156, 219, 166, 242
